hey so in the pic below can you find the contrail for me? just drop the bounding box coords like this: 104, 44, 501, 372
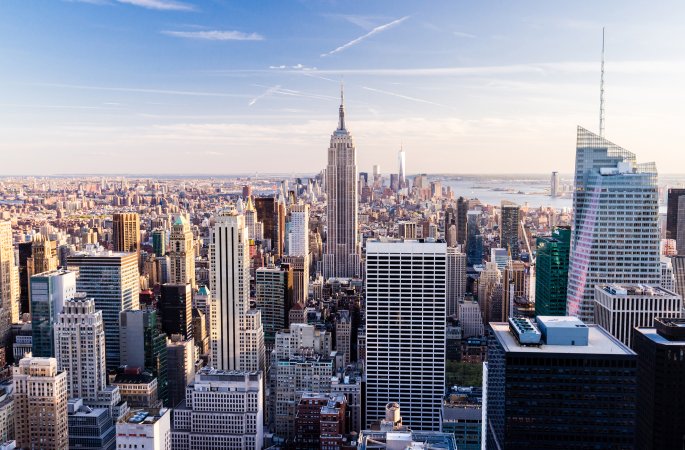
321, 16, 410, 57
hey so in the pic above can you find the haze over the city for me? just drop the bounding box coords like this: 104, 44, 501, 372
1, 0, 684, 175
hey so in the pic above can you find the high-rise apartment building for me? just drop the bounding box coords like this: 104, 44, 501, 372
168, 215, 195, 288
171, 369, 264, 450
159, 283, 193, 340
535, 226, 571, 316
567, 127, 661, 323
112, 212, 140, 257
634, 318, 685, 449
209, 212, 265, 372
594, 284, 682, 348
486, 316, 637, 449
13, 356, 69, 450
0, 220, 19, 354
499, 201, 520, 260
446, 247, 466, 317
67, 248, 140, 369
55, 297, 107, 401
30, 269, 76, 357
365, 239, 446, 431
323, 89, 360, 279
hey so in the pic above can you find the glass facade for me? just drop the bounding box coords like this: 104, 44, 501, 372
466, 212, 483, 266
534, 226, 571, 316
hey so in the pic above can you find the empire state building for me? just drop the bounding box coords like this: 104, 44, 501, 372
323, 87, 360, 279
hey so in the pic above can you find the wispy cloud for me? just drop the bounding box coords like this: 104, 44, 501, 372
162, 30, 264, 41
453, 31, 476, 38
116, 0, 194, 11
321, 15, 410, 57
249, 85, 281, 106
361, 86, 454, 109
269, 63, 317, 70
33, 83, 246, 98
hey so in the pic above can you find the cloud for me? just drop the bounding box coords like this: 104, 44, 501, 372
361, 86, 454, 109
116, 0, 194, 10
249, 85, 281, 106
453, 31, 476, 38
269, 63, 317, 70
33, 82, 246, 98
321, 15, 410, 57
162, 30, 264, 41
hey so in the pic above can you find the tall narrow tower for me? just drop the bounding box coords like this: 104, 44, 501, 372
323, 86, 360, 279
169, 214, 195, 288
398, 145, 406, 189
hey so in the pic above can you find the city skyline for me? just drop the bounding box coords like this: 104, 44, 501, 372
1, 1, 684, 175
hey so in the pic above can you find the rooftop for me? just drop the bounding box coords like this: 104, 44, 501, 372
120, 408, 168, 426
358, 430, 457, 450
596, 284, 678, 297
490, 322, 634, 355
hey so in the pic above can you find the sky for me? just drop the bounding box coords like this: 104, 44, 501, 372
1, 0, 684, 176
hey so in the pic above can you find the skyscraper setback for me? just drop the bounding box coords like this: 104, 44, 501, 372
567, 127, 661, 323
323, 88, 360, 279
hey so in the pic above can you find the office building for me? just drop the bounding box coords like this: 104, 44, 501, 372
594, 284, 682, 348
171, 369, 264, 450
244, 196, 264, 241
365, 239, 446, 431
398, 146, 406, 188
55, 297, 107, 401
489, 248, 509, 271
255, 264, 293, 349
336, 310, 352, 366
152, 228, 166, 257
444, 207, 457, 247
209, 211, 265, 372
112, 212, 140, 257
634, 318, 685, 449
550, 171, 560, 197
660, 256, 676, 291
502, 260, 527, 319
281, 256, 307, 305
111, 367, 161, 408
499, 201, 520, 260
441, 387, 482, 450
120, 309, 169, 405
486, 316, 637, 449
331, 368, 362, 434
446, 247, 466, 317
165, 336, 195, 408
567, 127, 661, 323
666, 188, 685, 244
294, 392, 347, 449
466, 211, 483, 266
67, 248, 140, 370
397, 221, 417, 240
323, 88, 360, 279
13, 356, 69, 450
458, 300, 484, 338
26, 236, 58, 282
159, 283, 193, 340
116, 408, 171, 450
535, 226, 571, 316
67, 398, 116, 450
169, 215, 195, 288
456, 197, 468, 246
287, 204, 309, 259
0, 221, 19, 354
673, 255, 685, 302
30, 269, 76, 357
254, 196, 276, 250
0, 384, 13, 443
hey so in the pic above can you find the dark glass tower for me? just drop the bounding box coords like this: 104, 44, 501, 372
159, 283, 193, 340
456, 197, 468, 245
666, 188, 685, 240
486, 317, 637, 449
534, 226, 571, 316
466, 211, 483, 266
499, 201, 520, 260
634, 318, 685, 449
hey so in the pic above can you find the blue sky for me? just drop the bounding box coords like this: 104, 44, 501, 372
1, 0, 684, 175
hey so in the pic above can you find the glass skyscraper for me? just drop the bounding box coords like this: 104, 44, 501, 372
534, 226, 571, 316
466, 211, 483, 266
567, 127, 660, 323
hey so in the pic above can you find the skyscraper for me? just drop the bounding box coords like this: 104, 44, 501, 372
499, 201, 520, 260
158, 283, 193, 340
366, 239, 446, 431
446, 247, 466, 317
635, 318, 685, 449
398, 145, 406, 189
0, 220, 19, 354
168, 215, 195, 288
456, 197, 468, 246
666, 188, 685, 243
30, 269, 76, 357
26, 235, 58, 280
67, 248, 140, 370
535, 226, 571, 316
55, 297, 107, 401
550, 171, 560, 197
209, 211, 265, 372
254, 196, 276, 250
567, 127, 661, 323
465, 211, 483, 266
151, 228, 166, 257
112, 212, 140, 257
255, 264, 293, 348
285, 204, 310, 303
14, 356, 69, 450
323, 88, 360, 279
486, 316, 637, 449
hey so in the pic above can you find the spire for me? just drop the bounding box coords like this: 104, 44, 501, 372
599, 27, 605, 137
338, 81, 346, 131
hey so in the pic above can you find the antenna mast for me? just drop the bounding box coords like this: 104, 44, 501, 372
599, 27, 605, 137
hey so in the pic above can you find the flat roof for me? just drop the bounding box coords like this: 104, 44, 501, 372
635, 327, 685, 346
536, 316, 586, 329
490, 322, 635, 355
